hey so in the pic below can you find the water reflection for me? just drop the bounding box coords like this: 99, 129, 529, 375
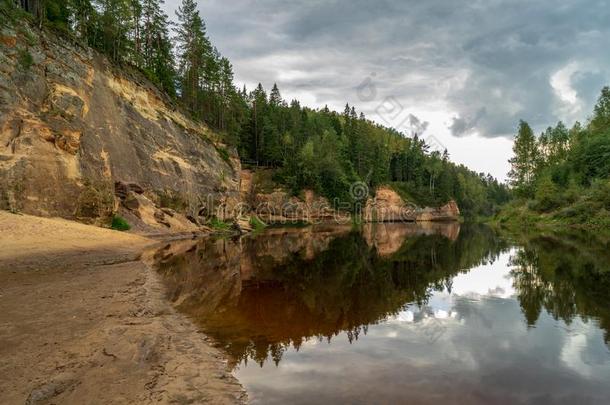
509, 232, 610, 341
152, 224, 610, 404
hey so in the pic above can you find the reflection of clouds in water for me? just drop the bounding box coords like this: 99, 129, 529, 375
449, 249, 516, 299
560, 318, 610, 378
392, 310, 414, 323
389, 250, 516, 328
237, 248, 610, 404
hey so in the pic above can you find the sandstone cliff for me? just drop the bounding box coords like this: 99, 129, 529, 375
364, 186, 460, 222
240, 169, 350, 223
0, 22, 240, 231
240, 170, 460, 224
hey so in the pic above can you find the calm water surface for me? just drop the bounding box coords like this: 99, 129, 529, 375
153, 223, 610, 404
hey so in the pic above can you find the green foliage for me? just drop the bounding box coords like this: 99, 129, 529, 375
208, 217, 231, 231
158, 191, 187, 211
237, 91, 508, 216
216, 146, 231, 165
508, 120, 538, 198
17, 48, 33, 70
590, 86, 610, 134
249, 215, 266, 232
533, 173, 561, 212
111, 215, 131, 231
503, 87, 610, 229
0, 0, 27, 24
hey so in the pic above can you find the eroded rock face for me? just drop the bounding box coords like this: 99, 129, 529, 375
415, 200, 461, 222
364, 186, 460, 222
364, 186, 417, 222
251, 187, 348, 224
0, 23, 240, 225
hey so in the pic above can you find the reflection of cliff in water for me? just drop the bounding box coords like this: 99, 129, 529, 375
153, 223, 513, 366
153, 224, 610, 367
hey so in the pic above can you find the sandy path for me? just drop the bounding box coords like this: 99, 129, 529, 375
0, 212, 246, 404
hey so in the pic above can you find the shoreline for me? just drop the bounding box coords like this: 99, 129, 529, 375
0, 211, 246, 404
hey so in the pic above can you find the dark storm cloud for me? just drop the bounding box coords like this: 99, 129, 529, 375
165, 0, 610, 138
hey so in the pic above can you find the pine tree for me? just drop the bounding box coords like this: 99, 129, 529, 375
93, 0, 135, 63
269, 83, 283, 107
139, 0, 175, 95
68, 0, 95, 40
175, 0, 207, 112
590, 86, 610, 133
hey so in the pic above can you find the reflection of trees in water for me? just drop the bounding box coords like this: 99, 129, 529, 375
234, 226, 514, 366
509, 233, 610, 345
155, 224, 513, 367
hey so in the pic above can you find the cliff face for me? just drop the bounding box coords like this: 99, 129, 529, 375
241, 172, 460, 224
0, 23, 239, 228
365, 186, 460, 222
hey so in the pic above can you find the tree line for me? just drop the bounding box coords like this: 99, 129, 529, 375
506, 87, 610, 226
6, 0, 510, 217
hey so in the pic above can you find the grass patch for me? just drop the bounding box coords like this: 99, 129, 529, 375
111, 215, 131, 231
216, 146, 231, 165
17, 48, 33, 70
208, 217, 231, 231
249, 215, 267, 232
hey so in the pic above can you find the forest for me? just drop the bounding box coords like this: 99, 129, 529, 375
3, 0, 512, 217
501, 87, 610, 228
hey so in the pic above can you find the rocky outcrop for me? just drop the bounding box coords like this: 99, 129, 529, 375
252, 189, 348, 223
415, 200, 461, 222
364, 186, 417, 222
240, 170, 350, 224
365, 186, 460, 222
0, 22, 240, 229
242, 176, 460, 224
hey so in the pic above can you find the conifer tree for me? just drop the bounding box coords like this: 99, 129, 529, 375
508, 120, 539, 197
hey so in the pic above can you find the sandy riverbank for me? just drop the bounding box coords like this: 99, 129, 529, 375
0, 211, 246, 404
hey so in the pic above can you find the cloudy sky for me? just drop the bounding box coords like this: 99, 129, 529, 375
163, 0, 610, 181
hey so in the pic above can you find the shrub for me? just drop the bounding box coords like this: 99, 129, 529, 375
588, 179, 610, 209
249, 215, 267, 232
534, 175, 562, 212
216, 146, 231, 165
111, 215, 131, 231
208, 217, 231, 231
17, 48, 33, 70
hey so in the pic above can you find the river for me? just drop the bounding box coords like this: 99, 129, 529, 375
152, 223, 610, 404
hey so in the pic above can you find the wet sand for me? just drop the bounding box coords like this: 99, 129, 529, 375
0, 212, 246, 404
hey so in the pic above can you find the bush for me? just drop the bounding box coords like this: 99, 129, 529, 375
111, 215, 131, 231
249, 215, 267, 232
533, 174, 562, 212
208, 217, 231, 231
17, 48, 33, 70
588, 179, 610, 210
216, 146, 231, 165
